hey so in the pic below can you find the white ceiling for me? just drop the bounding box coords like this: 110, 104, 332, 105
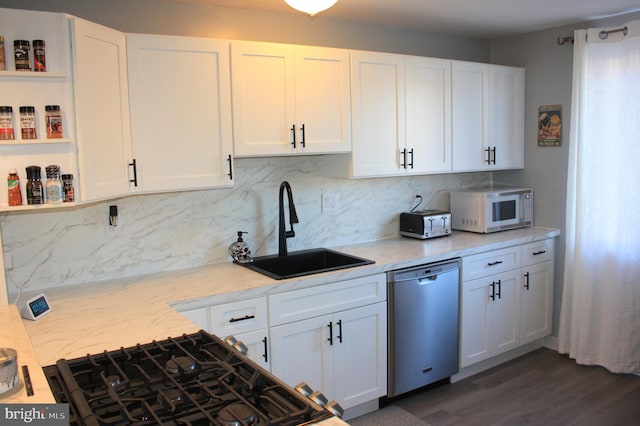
163, 0, 640, 38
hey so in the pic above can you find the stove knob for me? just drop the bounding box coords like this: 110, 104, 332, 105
325, 401, 345, 418
294, 382, 313, 397
224, 336, 238, 346
232, 341, 249, 355
309, 390, 328, 407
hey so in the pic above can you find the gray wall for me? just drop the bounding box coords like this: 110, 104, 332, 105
490, 11, 640, 336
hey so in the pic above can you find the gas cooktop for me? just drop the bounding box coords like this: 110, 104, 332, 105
43, 331, 336, 425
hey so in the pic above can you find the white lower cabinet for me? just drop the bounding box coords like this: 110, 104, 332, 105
459, 268, 521, 367
460, 238, 555, 368
268, 274, 387, 409
520, 239, 554, 344
176, 297, 270, 370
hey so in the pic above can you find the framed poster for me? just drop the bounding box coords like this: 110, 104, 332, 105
538, 104, 562, 146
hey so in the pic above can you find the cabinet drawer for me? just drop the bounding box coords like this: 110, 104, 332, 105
462, 246, 521, 281
210, 297, 268, 336
522, 239, 554, 267
269, 274, 387, 326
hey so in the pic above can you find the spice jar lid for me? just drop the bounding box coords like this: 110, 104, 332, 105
33, 39, 45, 46
19, 106, 35, 113
61, 174, 73, 180
0, 348, 17, 368
45, 105, 60, 111
0, 106, 13, 112
25, 166, 41, 179
13, 40, 29, 47
8, 168, 17, 174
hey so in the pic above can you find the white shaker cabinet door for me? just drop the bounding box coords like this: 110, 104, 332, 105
270, 314, 334, 399
126, 35, 234, 192
489, 65, 525, 169
451, 60, 489, 172
333, 302, 387, 409
520, 260, 553, 344
231, 42, 296, 156
71, 18, 133, 201
405, 56, 452, 174
293, 46, 351, 154
350, 51, 406, 177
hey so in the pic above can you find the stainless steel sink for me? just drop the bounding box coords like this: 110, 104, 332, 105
238, 248, 375, 280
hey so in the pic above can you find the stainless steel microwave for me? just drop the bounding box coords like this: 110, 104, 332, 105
450, 187, 533, 233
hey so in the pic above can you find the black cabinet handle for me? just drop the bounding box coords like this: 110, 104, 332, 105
229, 314, 255, 323
129, 158, 138, 187
487, 260, 503, 266
400, 148, 407, 168
227, 154, 233, 180
524, 272, 530, 290
408, 148, 414, 169
485, 147, 496, 165
489, 281, 495, 301
496, 279, 502, 299
327, 321, 333, 345
291, 124, 297, 148
533, 250, 547, 256
262, 336, 268, 362
337, 319, 343, 343
301, 124, 306, 148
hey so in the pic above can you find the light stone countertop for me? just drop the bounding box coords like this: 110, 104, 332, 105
23, 227, 560, 367
0, 305, 55, 403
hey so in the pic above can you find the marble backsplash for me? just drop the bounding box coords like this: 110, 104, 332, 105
0, 156, 489, 298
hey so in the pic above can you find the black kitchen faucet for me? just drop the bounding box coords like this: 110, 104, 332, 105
278, 181, 299, 256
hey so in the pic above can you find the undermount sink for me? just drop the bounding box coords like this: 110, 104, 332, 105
238, 248, 375, 280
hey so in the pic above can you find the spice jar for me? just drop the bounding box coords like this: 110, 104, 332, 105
32, 40, 46, 72
0, 36, 6, 71
62, 174, 74, 202
45, 105, 63, 138
45, 165, 63, 204
19, 106, 37, 140
0, 106, 14, 140
13, 40, 30, 71
25, 166, 44, 205
7, 168, 22, 206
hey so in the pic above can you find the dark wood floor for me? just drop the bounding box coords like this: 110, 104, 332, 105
392, 348, 640, 426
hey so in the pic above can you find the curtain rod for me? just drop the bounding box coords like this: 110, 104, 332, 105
557, 25, 629, 45
557, 35, 574, 45
598, 25, 628, 40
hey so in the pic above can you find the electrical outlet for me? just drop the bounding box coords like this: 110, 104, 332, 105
322, 192, 339, 212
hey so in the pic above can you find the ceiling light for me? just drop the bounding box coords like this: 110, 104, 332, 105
284, 0, 338, 16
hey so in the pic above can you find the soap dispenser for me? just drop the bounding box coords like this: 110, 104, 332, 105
229, 231, 253, 264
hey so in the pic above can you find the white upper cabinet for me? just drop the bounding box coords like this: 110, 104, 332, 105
347, 51, 406, 177
71, 17, 133, 202
126, 34, 234, 192
405, 56, 452, 174
489, 65, 525, 169
325, 52, 452, 178
231, 41, 351, 156
452, 61, 524, 171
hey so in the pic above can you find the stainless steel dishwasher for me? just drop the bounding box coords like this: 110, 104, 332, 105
387, 258, 460, 397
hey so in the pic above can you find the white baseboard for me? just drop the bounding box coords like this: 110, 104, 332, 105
451, 339, 546, 382
544, 335, 558, 351
342, 399, 379, 421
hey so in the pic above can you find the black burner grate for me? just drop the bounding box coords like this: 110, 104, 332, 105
43, 331, 332, 425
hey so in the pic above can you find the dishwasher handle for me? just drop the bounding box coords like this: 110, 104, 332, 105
389, 259, 460, 283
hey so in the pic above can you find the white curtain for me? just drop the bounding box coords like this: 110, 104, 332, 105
558, 20, 640, 375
